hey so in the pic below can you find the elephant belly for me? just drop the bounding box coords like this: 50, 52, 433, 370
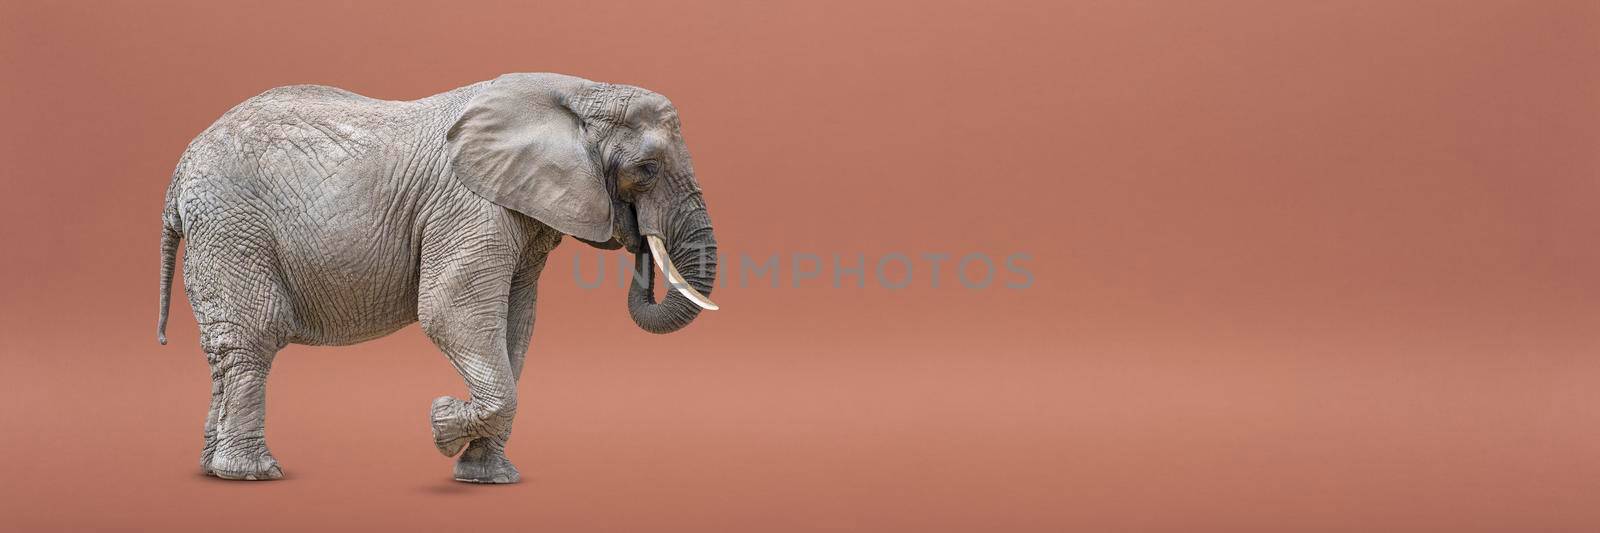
277, 242, 421, 346
272, 187, 428, 346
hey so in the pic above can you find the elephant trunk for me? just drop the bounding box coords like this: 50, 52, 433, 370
628, 205, 717, 334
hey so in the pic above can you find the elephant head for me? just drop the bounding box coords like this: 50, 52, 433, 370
445, 73, 718, 334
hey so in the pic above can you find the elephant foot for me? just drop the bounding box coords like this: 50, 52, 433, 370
208, 450, 283, 481
454, 438, 520, 484
430, 396, 475, 457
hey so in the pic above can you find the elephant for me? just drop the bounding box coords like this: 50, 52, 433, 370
155, 73, 720, 483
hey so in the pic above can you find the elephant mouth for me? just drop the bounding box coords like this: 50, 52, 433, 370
619, 203, 645, 254
572, 205, 644, 254
574, 235, 623, 250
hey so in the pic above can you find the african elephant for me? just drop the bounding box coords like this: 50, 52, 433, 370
156, 73, 719, 483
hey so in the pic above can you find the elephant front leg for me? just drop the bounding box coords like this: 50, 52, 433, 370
453, 268, 541, 484
420, 275, 520, 472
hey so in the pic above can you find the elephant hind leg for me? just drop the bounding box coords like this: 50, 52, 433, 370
182, 227, 296, 480
198, 320, 288, 481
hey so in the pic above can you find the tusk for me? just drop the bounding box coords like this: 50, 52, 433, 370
647, 235, 720, 311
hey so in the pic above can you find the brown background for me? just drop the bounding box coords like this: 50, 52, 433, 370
2, 0, 1597, 531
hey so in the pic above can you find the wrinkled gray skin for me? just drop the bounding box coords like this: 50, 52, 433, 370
157, 73, 718, 482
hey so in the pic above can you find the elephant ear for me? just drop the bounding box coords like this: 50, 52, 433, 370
446, 74, 612, 242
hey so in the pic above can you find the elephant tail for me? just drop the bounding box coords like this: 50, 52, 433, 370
158, 199, 183, 345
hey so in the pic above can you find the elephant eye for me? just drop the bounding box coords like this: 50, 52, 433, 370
637, 161, 660, 179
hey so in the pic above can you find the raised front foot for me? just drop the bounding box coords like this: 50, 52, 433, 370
208, 448, 283, 481
431, 396, 475, 457
454, 438, 520, 484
